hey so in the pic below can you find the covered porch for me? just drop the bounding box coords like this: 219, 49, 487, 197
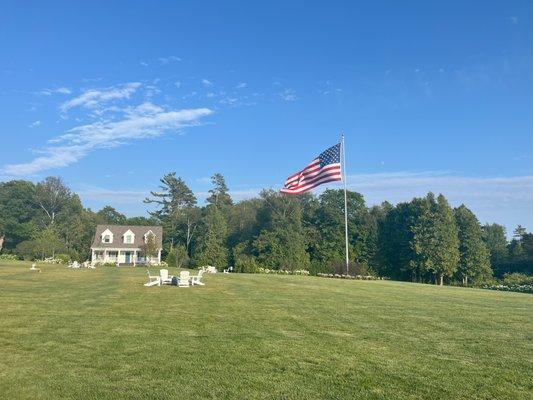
91, 249, 161, 266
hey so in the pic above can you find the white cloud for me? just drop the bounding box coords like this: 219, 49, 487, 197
202, 79, 212, 87
157, 56, 181, 65
60, 82, 141, 112
76, 185, 147, 204
235, 82, 247, 89
174, 81, 182, 89
28, 120, 41, 128
3, 105, 212, 176
279, 88, 297, 101
140, 61, 149, 67
38, 87, 71, 96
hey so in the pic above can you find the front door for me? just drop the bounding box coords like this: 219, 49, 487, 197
125, 252, 131, 263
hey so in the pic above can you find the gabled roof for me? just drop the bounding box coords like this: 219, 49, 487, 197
91, 225, 163, 249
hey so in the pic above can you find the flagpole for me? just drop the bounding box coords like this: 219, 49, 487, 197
341, 134, 349, 275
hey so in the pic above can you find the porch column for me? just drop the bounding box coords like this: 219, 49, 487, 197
158, 249, 162, 264
104, 249, 108, 262
91, 249, 95, 265
133, 250, 136, 267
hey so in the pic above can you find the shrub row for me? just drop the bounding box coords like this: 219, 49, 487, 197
257, 268, 310, 275
317, 273, 382, 280
482, 284, 533, 294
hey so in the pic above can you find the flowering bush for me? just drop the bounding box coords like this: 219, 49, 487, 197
482, 284, 533, 294
0, 253, 19, 260
317, 273, 381, 280
40, 257, 66, 264
257, 267, 310, 275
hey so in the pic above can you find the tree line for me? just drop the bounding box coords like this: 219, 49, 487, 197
0, 174, 531, 285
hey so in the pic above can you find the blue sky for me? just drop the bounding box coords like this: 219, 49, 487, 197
1, 1, 532, 235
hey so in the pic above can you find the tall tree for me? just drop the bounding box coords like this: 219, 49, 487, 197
144, 173, 197, 250
307, 189, 374, 273
35, 177, 72, 225
206, 173, 233, 207
482, 223, 508, 274
0, 180, 37, 250
195, 205, 229, 268
96, 206, 127, 225
454, 205, 492, 285
252, 190, 309, 271
513, 225, 526, 240
412, 193, 459, 285
378, 199, 426, 281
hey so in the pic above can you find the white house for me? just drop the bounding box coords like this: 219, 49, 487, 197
90, 225, 163, 266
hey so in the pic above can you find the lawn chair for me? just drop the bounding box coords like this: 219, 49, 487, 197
160, 269, 173, 285
190, 269, 205, 286
144, 270, 161, 287
178, 270, 190, 287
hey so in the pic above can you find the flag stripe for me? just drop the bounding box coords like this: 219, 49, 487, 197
281, 142, 342, 195
281, 174, 342, 194
287, 158, 320, 180
285, 164, 340, 189
285, 165, 322, 186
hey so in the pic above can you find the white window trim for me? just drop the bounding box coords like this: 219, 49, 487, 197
101, 229, 114, 244
123, 229, 135, 244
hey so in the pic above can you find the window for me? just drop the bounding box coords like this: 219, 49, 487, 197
101, 229, 113, 243
124, 235, 133, 244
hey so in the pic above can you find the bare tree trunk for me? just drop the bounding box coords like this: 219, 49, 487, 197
186, 217, 196, 255
464, 275, 468, 286
439, 274, 444, 286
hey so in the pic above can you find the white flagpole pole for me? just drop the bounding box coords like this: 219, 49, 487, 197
341, 134, 349, 275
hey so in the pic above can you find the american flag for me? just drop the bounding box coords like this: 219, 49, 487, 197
281, 143, 342, 195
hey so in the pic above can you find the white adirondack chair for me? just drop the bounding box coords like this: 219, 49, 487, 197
190, 269, 205, 286
178, 270, 190, 287
160, 269, 173, 285
144, 270, 161, 287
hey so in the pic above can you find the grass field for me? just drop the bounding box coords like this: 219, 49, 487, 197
0, 261, 531, 400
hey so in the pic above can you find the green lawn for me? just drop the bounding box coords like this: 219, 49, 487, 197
0, 261, 531, 400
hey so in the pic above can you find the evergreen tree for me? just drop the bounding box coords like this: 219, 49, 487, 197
482, 223, 508, 268
206, 173, 233, 207
144, 172, 197, 250
195, 205, 229, 269
378, 199, 426, 281
513, 225, 526, 240
454, 205, 492, 285
307, 189, 374, 274
253, 190, 309, 270
412, 193, 459, 285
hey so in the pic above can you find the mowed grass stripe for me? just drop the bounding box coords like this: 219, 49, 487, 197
0, 261, 531, 399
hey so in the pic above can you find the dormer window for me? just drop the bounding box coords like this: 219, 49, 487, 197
101, 229, 113, 244
122, 229, 135, 244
